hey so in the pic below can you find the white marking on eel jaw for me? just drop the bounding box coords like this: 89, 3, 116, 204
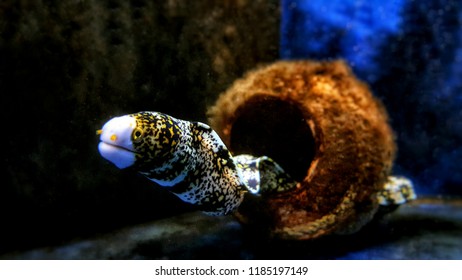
147, 171, 187, 187
174, 188, 201, 204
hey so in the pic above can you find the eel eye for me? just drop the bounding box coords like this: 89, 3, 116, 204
132, 128, 144, 143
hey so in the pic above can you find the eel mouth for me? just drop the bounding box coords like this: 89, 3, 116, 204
98, 141, 138, 169
96, 129, 138, 154
99, 140, 138, 154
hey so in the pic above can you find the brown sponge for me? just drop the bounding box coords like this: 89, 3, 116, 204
208, 60, 395, 239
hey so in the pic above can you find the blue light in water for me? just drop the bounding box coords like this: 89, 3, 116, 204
280, 0, 462, 196
281, 0, 405, 83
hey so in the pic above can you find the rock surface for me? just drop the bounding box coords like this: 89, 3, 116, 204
2, 198, 461, 259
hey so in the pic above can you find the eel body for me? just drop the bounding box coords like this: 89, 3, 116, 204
97, 111, 415, 218
98, 111, 245, 215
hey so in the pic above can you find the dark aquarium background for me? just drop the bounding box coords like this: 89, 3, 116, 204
0, 0, 461, 258
0, 0, 280, 254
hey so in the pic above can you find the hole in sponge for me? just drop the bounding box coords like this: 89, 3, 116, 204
230, 95, 316, 182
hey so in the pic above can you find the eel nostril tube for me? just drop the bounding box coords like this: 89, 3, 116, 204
208, 60, 396, 239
